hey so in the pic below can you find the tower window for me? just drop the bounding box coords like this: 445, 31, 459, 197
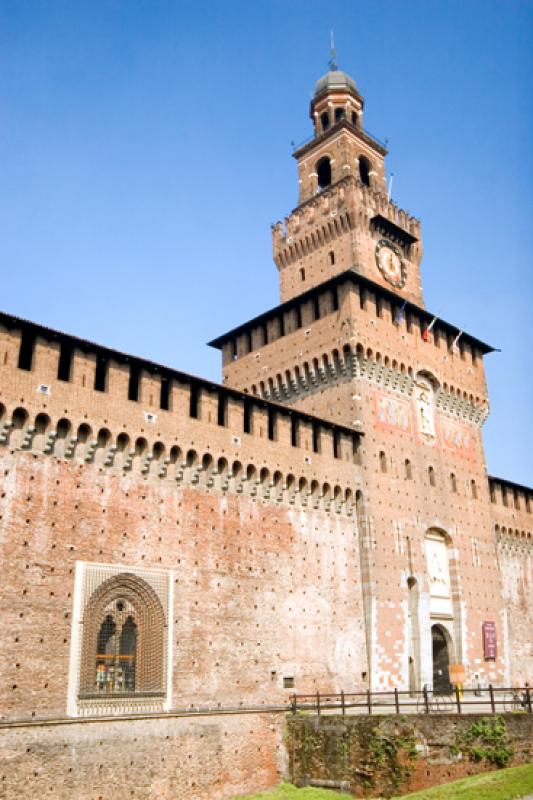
312, 423, 321, 454
334, 108, 345, 123
450, 473, 458, 493
404, 459, 412, 480
18, 329, 35, 371
328, 250, 335, 266
428, 466, 436, 487
127, 363, 139, 401
159, 376, 170, 410
316, 157, 332, 190
299, 267, 306, 282
471, 479, 478, 500
351, 111, 358, 127
57, 341, 73, 382
359, 156, 371, 187
95, 357, 108, 393
379, 451, 387, 473
291, 417, 299, 447
320, 111, 330, 132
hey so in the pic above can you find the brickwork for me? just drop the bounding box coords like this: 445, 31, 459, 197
0, 712, 284, 800
490, 478, 533, 684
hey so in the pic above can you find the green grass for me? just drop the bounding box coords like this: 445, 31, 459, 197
390, 763, 533, 799
232, 764, 533, 800
232, 783, 352, 800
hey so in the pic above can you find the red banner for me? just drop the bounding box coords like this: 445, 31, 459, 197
482, 621, 497, 659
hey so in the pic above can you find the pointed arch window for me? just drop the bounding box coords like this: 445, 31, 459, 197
78, 570, 167, 707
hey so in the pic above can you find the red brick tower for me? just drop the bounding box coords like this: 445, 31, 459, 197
211, 63, 508, 693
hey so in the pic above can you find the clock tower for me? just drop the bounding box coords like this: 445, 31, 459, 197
211, 62, 504, 694
272, 65, 424, 307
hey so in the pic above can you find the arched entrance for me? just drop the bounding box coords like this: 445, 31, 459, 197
432, 624, 452, 694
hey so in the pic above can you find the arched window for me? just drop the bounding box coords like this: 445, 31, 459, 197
80, 572, 166, 700
320, 111, 330, 132
359, 156, 371, 187
471, 479, 478, 500
405, 459, 412, 480
316, 157, 332, 190
428, 466, 436, 487
334, 107, 345, 123
379, 451, 387, 473
450, 473, 457, 493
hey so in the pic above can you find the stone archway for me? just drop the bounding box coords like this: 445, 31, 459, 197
432, 624, 452, 694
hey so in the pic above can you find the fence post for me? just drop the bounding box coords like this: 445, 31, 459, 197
526, 686, 532, 714
316, 690, 321, 718
394, 688, 400, 715
367, 689, 372, 715
423, 685, 429, 714
455, 684, 462, 714
341, 690, 345, 716
489, 684, 495, 714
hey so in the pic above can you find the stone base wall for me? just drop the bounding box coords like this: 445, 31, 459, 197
0, 711, 285, 800
287, 713, 533, 798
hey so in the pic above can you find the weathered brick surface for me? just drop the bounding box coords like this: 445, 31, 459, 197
0, 448, 368, 721
0, 712, 284, 800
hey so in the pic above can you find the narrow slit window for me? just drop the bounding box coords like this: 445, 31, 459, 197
291, 416, 299, 447
243, 399, 252, 434
312, 424, 320, 454
18, 329, 35, 371
268, 409, 277, 441
217, 394, 227, 426
189, 384, 199, 419
160, 377, 170, 410
95, 357, 108, 393
127, 363, 139, 401
57, 341, 73, 382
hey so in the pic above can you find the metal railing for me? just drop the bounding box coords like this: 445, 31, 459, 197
290, 685, 533, 716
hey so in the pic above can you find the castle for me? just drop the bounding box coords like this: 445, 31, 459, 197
0, 61, 531, 797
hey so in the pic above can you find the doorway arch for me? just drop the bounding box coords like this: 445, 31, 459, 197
432, 624, 452, 694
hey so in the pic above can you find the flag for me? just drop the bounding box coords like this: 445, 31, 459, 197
451, 330, 463, 352
422, 315, 437, 341
394, 300, 407, 325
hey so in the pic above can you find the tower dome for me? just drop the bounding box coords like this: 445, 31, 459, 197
314, 69, 357, 97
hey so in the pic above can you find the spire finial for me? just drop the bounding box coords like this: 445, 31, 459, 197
328, 30, 338, 71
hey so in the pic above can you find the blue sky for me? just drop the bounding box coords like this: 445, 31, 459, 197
1, 0, 531, 485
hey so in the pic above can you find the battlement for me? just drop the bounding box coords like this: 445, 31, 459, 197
489, 475, 532, 514
0, 311, 364, 512
209, 270, 494, 403
272, 175, 420, 259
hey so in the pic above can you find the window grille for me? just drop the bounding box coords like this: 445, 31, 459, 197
69, 562, 171, 717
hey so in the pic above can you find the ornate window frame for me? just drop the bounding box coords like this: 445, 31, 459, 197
67, 562, 173, 717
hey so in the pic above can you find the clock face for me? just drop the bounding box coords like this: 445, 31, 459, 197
375, 240, 406, 288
